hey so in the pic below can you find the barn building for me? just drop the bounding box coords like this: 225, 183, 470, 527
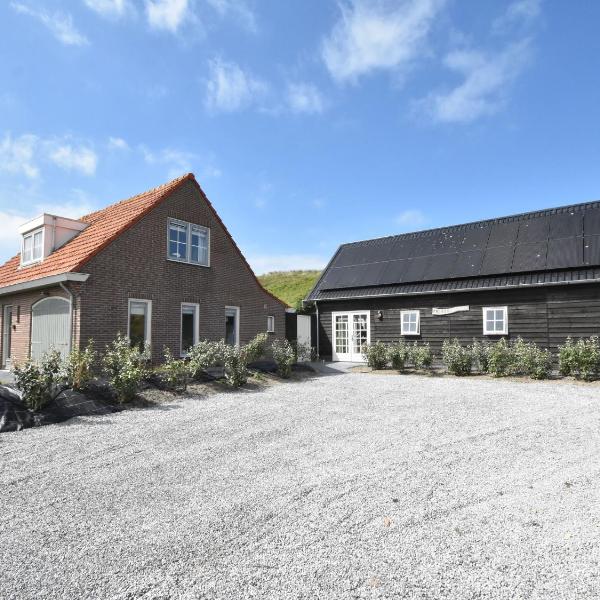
307, 201, 600, 362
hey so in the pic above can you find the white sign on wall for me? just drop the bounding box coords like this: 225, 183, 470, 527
432, 306, 470, 316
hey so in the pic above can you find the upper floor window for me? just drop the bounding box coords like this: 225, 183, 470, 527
22, 229, 43, 265
168, 219, 209, 266
483, 306, 508, 335
401, 310, 420, 335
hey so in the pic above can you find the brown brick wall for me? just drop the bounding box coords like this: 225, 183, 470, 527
77, 179, 286, 361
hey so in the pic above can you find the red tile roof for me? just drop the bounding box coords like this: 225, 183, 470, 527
0, 173, 287, 306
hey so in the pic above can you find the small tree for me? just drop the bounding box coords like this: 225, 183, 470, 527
103, 334, 148, 403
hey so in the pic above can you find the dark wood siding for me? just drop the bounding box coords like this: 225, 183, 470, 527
316, 283, 600, 359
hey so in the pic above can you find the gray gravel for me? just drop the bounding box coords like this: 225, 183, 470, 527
2, 373, 600, 599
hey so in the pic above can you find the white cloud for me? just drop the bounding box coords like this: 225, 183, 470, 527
108, 136, 129, 150
287, 83, 326, 114
206, 0, 257, 32
395, 209, 426, 228
205, 58, 267, 113
322, 0, 445, 83
84, 0, 130, 18
493, 0, 541, 33
0, 134, 40, 179
11, 2, 89, 46
140, 145, 221, 179
421, 39, 531, 123
145, 0, 190, 32
247, 254, 327, 275
48, 144, 98, 176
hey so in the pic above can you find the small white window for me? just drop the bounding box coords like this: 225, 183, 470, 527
168, 219, 210, 266
128, 299, 152, 352
21, 229, 43, 265
267, 316, 275, 333
483, 306, 508, 335
401, 310, 420, 335
181, 303, 199, 356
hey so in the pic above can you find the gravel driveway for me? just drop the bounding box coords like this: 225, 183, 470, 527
1, 372, 600, 599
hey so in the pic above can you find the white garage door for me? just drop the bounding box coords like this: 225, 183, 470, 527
31, 297, 71, 361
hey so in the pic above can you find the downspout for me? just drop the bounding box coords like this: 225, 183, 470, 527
59, 282, 74, 354
315, 300, 320, 360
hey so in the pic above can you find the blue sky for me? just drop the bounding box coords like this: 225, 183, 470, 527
1, 0, 599, 274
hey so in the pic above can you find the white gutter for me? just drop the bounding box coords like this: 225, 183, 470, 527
0, 272, 89, 297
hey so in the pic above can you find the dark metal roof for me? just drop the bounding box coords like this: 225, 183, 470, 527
308, 199, 600, 301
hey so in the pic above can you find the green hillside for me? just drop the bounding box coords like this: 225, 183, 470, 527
258, 270, 321, 309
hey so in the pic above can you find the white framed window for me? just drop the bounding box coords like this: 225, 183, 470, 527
483, 306, 508, 335
168, 219, 210, 267
225, 306, 240, 347
267, 315, 275, 333
181, 303, 199, 356
401, 310, 420, 335
21, 228, 43, 266
128, 299, 152, 352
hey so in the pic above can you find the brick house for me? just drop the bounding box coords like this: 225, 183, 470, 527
0, 173, 287, 368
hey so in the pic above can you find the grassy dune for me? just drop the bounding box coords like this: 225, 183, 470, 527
258, 270, 321, 308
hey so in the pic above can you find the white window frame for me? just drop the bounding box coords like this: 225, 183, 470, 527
482, 306, 508, 335
267, 315, 275, 333
21, 228, 44, 266
180, 302, 200, 357
127, 298, 152, 353
167, 218, 210, 267
225, 306, 240, 347
400, 310, 420, 336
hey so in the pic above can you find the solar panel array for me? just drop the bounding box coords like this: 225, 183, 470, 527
319, 207, 600, 291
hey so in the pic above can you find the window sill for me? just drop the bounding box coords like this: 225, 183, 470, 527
167, 257, 210, 268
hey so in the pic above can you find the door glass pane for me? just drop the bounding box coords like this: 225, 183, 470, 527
335, 315, 348, 354
129, 302, 147, 350
225, 308, 238, 345
181, 306, 196, 353
353, 314, 368, 354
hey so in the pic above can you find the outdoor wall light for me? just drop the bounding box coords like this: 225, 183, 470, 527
377, 310, 384, 321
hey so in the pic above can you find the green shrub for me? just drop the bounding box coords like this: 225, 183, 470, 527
159, 347, 189, 392
471, 340, 491, 373
575, 337, 600, 380
441, 339, 473, 376
221, 342, 249, 387
388, 341, 410, 371
271, 339, 296, 378
363, 341, 388, 370
103, 334, 148, 403
244, 332, 269, 363
187, 340, 225, 379
487, 338, 513, 377
558, 337, 577, 376
409, 342, 433, 370
12, 350, 64, 411
63, 340, 96, 391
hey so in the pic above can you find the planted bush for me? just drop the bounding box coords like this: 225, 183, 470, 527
103, 334, 148, 403
159, 347, 189, 392
12, 350, 64, 411
220, 342, 249, 387
63, 340, 96, 391
486, 338, 513, 377
409, 342, 433, 370
510, 337, 551, 379
441, 339, 473, 376
245, 332, 269, 363
557, 336, 600, 381
363, 341, 388, 370
271, 339, 295, 378
187, 340, 224, 379
388, 341, 410, 371
558, 337, 577, 376
471, 340, 491, 374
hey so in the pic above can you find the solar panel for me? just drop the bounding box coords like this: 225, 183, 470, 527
546, 237, 583, 269
548, 213, 583, 238
488, 221, 519, 247
517, 217, 549, 244
452, 250, 484, 278
584, 209, 600, 236
460, 225, 490, 250
480, 245, 514, 275
402, 256, 430, 282
424, 253, 458, 280
379, 259, 409, 284
584, 235, 600, 265
511, 242, 548, 272
430, 230, 461, 254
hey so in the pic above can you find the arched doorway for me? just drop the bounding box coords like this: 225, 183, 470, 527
31, 297, 71, 361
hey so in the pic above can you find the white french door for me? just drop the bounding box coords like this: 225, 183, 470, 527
332, 311, 370, 362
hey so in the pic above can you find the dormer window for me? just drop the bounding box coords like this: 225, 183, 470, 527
22, 229, 43, 265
